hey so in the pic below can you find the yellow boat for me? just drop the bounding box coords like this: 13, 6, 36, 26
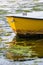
6, 13, 43, 34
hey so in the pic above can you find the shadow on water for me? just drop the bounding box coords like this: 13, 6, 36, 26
16, 33, 43, 40
5, 33, 43, 61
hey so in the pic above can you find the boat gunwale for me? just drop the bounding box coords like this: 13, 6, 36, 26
6, 16, 43, 20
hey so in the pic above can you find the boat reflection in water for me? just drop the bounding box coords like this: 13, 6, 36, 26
6, 12, 43, 61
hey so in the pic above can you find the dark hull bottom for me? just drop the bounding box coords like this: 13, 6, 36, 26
16, 34, 43, 40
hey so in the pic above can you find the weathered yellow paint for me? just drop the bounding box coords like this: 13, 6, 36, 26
6, 16, 43, 34
6, 17, 16, 31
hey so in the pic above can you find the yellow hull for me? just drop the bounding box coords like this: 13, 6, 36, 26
6, 16, 43, 34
